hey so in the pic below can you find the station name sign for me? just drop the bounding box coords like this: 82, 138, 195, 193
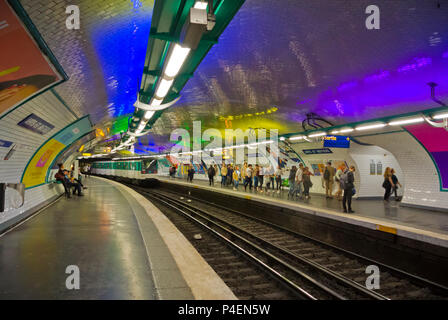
302, 148, 333, 155
323, 135, 350, 148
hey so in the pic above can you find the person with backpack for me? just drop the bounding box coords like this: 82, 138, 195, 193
323, 161, 336, 199
341, 165, 356, 213
207, 164, 216, 186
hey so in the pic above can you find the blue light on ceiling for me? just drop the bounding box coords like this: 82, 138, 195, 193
91, 10, 152, 118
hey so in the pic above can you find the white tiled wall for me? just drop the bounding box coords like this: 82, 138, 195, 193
357, 131, 448, 210
0, 91, 77, 227
349, 144, 403, 198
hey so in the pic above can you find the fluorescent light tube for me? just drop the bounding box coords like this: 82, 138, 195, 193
144, 111, 155, 120
164, 44, 191, 78
155, 78, 173, 98
389, 117, 424, 126
308, 132, 326, 138
289, 135, 304, 141
194, 1, 208, 9
339, 128, 354, 133
356, 123, 386, 131
331, 130, 340, 134
433, 112, 448, 119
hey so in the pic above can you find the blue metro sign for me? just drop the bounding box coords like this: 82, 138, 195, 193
323, 135, 351, 148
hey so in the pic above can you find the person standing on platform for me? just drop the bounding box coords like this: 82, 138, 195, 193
258, 165, 264, 193
265, 165, 275, 193
275, 165, 283, 193
335, 164, 345, 201
221, 163, 228, 187
391, 168, 402, 201
382, 167, 395, 201
294, 163, 304, 199
187, 165, 195, 182
254, 164, 260, 191
287, 166, 297, 199
302, 166, 314, 199
241, 162, 247, 183
244, 164, 253, 191
324, 161, 336, 199
207, 165, 216, 186
227, 164, 233, 186
233, 166, 241, 190
214, 164, 218, 182
342, 165, 356, 213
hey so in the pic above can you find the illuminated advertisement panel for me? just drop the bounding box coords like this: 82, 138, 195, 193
405, 123, 448, 191
0, 0, 64, 116
21, 117, 92, 189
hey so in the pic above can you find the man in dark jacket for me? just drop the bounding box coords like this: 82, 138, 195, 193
208, 165, 216, 186
342, 165, 356, 213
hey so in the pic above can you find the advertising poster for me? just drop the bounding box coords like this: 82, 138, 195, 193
370, 160, 376, 175
376, 161, 383, 175
17, 113, 55, 135
0, 0, 63, 115
21, 116, 92, 188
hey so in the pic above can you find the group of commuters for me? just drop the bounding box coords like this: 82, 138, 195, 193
179, 161, 401, 214
55, 163, 88, 198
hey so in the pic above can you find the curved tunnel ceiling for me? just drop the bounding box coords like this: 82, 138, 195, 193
20, 0, 448, 153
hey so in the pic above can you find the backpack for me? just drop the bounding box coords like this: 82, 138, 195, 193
339, 171, 348, 189
324, 168, 330, 180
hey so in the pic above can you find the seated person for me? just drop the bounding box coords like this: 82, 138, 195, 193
55, 164, 84, 197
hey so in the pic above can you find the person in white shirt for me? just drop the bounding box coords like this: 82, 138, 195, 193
274, 165, 283, 193
335, 164, 345, 200
294, 163, 305, 199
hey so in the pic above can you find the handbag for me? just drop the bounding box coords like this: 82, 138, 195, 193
352, 188, 356, 195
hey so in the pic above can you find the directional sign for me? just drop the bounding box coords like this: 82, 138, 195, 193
323, 135, 350, 148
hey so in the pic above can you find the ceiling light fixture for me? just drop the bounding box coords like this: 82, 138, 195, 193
389, 117, 424, 126
289, 135, 304, 141
339, 128, 354, 133
355, 123, 386, 131
193, 1, 208, 10
155, 78, 173, 98
433, 112, 448, 119
164, 44, 191, 78
308, 132, 326, 138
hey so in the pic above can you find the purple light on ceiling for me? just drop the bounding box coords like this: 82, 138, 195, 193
443, 51, 448, 58
337, 81, 358, 92
364, 70, 391, 83
397, 57, 432, 73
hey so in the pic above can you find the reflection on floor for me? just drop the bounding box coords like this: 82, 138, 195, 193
161, 177, 448, 235
0, 178, 156, 300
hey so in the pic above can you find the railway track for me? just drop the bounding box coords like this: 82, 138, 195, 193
137, 186, 448, 300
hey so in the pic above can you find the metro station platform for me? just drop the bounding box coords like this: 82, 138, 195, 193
0, 177, 235, 300
156, 177, 448, 248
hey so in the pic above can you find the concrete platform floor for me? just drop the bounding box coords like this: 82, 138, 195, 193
159, 177, 448, 236
0, 178, 157, 299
